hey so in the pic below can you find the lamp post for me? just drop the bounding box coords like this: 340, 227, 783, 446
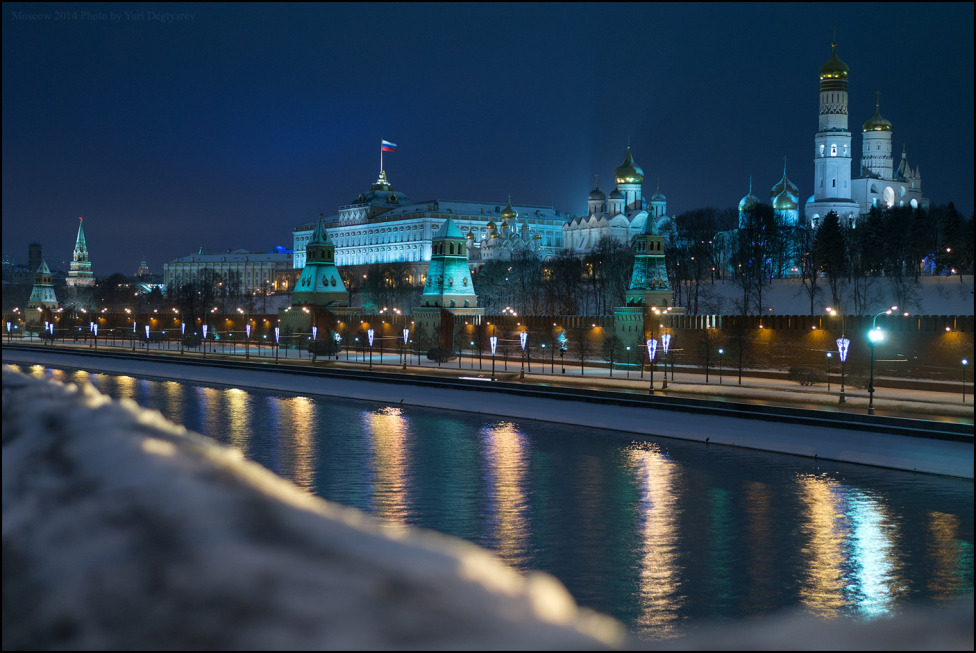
145, 324, 150, 351
132, 320, 137, 351
519, 331, 527, 380
661, 333, 672, 390
646, 338, 658, 395
826, 352, 832, 391
626, 346, 631, 379
202, 324, 208, 358
963, 359, 969, 403
275, 326, 280, 364
558, 332, 567, 374
367, 328, 374, 370
93, 323, 98, 350
827, 307, 848, 403
718, 348, 724, 385
245, 323, 251, 360
868, 305, 898, 416
836, 336, 850, 404
312, 325, 318, 363
403, 328, 410, 370
490, 333, 498, 381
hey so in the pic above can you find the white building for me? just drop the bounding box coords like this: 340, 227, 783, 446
163, 248, 296, 294
291, 170, 568, 271
563, 147, 668, 253
805, 40, 928, 228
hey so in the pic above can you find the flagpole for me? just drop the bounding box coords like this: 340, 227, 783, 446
380, 141, 383, 174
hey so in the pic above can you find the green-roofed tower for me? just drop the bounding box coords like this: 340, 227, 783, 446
625, 216, 672, 308
420, 218, 478, 308
291, 219, 349, 308
66, 216, 95, 287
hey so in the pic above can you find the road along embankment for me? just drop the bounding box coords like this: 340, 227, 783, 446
3, 346, 972, 479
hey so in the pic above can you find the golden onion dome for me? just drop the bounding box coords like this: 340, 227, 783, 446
486, 219, 497, 230
772, 190, 798, 211
501, 199, 518, 221
863, 106, 892, 132
770, 171, 799, 201
614, 147, 644, 185
818, 43, 849, 91
738, 189, 761, 213
818, 44, 849, 79
466, 232, 474, 240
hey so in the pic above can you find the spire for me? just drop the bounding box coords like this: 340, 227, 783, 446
75, 216, 87, 247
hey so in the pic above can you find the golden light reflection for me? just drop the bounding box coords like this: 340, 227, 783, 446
627, 443, 683, 638
225, 388, 251, 456
281, 396, 316, 493
927, 512, 970, 601
197, 386, 222, 441
796, 474, 905, 619
481, 422, 530, 570
797, 475, 849, 616
162, 381, 184, 426
115, 375, 136, 400
363, 406, 411, 531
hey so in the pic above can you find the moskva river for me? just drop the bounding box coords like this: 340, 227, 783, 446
19, 364, 974, 640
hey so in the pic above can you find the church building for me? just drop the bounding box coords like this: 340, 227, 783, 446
805, 39, 928, 228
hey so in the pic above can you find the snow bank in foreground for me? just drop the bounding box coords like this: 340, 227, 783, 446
2, 366, 624, 650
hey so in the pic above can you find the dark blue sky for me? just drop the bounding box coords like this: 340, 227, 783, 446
3, 2, 973, 276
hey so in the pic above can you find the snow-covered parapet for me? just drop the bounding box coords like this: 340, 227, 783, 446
1, 366, 626, 650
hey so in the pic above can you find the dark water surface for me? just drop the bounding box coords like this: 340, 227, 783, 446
18, 364, 974, 640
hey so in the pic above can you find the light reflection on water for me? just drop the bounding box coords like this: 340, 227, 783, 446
11, 364, 974, 640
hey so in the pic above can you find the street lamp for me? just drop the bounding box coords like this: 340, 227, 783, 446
963, 359, 969, 403
145, 324, 150, 351
827, 307, 849, 403
826, 352, 832, 391
718, 348, 724, 385
275, 326, 280, 364
646, 338, 658, 395
92, 323, 98, 350
490, 332, 498, 381
368, 328, 374, 370
519, 330, 527, 380
403, 328, 410, 370
202, 324, 208, 358
868, 305, 898, 416
558, 331, 567, 374
245, 323, 251, 360
661, 333, 672, 390
312, 325, 318, 363
626, 346, 631, 379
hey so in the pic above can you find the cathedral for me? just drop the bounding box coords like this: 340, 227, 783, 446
805, 39, 928, 228
563, 147, 668, 253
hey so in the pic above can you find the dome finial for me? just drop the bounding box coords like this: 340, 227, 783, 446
831, 25, 836, 49
594, 174, 599, 189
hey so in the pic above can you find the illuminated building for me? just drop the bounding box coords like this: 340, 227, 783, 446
291, 170, 568, 272
805, 39, 928, 228
163, 247, 297, 294
564, 147, 669, 253
27, 259, 58, 309
65, 217, 95, 288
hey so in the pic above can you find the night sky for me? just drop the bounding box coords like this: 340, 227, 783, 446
3, 2, 973, 276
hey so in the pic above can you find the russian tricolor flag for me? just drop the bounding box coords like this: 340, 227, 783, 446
381, 140, 397, 152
